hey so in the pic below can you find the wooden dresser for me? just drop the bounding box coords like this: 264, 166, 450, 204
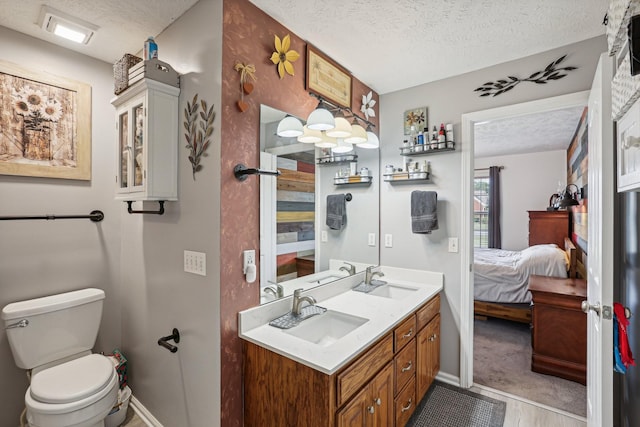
529, 275, 587, 384
528, 210, 570, 247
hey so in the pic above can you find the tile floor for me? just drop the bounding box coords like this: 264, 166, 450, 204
120, 406, 146, 427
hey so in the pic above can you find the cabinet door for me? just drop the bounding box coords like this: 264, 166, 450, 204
336, 363, 393, 427
337, 386, 369, 427
370, 363, 393, 427
416, 314, 440, 401
116, 97, 145, 194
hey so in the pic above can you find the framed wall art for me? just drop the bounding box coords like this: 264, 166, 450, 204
306, 45, 352, 108
0, 60, 91, 180
404, 106, 428, 135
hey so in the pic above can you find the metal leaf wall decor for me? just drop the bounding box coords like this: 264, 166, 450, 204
184, 94, 215, 180
474, 55, 577, 97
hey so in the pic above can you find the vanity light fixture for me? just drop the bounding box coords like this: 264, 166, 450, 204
306, 101, 335, 131
326, 117, 353, 138
359, 126, 380, 149
331, 138, 353, 153
315, 133, 338, 148
297, 125, 323, 143
276, 115, 304, 137
39, 6, 98, 45
344, 121, 368, 144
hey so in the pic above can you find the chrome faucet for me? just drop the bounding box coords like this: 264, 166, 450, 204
339, 262, 356, 276
364, 266, 385, 285
264, 282, 284, 298
292, 288, 316, 315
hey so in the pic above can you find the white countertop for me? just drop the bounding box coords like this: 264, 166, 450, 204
239, 266, 443, 375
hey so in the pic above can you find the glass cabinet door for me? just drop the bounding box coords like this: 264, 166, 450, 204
118, 110, 129, 189
133, 104, 144, 187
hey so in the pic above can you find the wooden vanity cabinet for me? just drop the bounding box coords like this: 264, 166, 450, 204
243, 293, 441, 427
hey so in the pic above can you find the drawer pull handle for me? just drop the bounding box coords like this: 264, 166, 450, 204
368, 406, 375, 414
401, 398, 413, 412
401, 361, 413, 372
402, 328, 413, 339
374, 397, 381, 406
428, 333, 438, 342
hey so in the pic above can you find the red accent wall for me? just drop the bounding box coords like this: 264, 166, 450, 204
220, 1, 379, 425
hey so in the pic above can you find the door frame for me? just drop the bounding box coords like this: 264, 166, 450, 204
459, 90, 590, 388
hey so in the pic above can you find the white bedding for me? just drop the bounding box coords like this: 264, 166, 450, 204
474, 244, 569, 304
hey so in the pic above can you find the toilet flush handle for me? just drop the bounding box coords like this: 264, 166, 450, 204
5, 319, 29, 329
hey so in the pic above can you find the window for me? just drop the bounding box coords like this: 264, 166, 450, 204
474, 176, 490, 248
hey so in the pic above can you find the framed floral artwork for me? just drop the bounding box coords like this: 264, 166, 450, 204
404, 106, 428, 135
306, 44, 352, 108
0, 60, 91, 180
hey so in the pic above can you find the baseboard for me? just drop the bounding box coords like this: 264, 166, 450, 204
435, 371, 461, 387
130, 395, 164, 427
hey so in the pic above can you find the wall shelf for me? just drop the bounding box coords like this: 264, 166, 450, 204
334, 175, 372, 185
399, 143, 455, 156
383, 172, 431, 184
317, 154, 358, 165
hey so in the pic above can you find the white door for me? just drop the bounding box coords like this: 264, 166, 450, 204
585, 52, 614, 427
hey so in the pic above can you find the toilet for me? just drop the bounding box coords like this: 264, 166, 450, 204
2, 288, 118, 427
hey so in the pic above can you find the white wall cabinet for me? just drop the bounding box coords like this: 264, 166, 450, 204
111, 79, 180, 201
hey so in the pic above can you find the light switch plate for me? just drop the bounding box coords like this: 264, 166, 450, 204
384, 234, 393, 248
368, 233, 376, 246
448, 237, 459, 253
321, 230, 328, 242
184, 250, 206, 275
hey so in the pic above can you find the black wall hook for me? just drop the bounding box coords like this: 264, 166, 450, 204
158, 328, 180, 353
234, 163, 281, 181
345, 193, 352, 202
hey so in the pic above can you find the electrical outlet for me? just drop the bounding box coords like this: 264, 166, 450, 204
368, 233, 376, 246
384, 234, 393, 248
184, 250, 206, 276
243, 250, 255, 271
321, 230, 328, 242
448, 237, 459, 253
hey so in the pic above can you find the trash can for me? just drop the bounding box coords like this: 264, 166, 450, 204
105, 385, 131, 427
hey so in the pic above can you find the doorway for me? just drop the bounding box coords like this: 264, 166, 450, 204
460, 91, 590, 412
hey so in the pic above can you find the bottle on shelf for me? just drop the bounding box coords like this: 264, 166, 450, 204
423, 127, 430, 150
144, 37, 158, 60
430, 126, 438, 150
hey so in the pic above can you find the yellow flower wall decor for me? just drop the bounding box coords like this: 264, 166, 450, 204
270, 34, 299, 79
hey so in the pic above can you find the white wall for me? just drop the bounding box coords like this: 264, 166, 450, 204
475, 150, 567, 251
0, 27, 120, 423
379, 36, 606, 379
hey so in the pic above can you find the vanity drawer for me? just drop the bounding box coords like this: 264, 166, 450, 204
394, 315, 416, 352
336, 333, 393, 407
417, 293, 440, 331
394, 339, 416, 395
395, 377, 416, 427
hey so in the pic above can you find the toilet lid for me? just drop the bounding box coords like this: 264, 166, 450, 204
30, 354, 115, 404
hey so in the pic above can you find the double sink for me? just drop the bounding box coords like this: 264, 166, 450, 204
281, 283, 418, 347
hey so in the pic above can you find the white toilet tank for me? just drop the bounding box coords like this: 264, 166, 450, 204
2, 288, 105, 370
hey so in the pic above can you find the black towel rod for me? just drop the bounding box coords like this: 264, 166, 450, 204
126, 201, 165, 215
0, 210, 104, 222
234, 163, 281, 181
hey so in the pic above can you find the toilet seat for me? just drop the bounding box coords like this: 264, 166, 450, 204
30, 354, 115, 404
26, 354, 118, 416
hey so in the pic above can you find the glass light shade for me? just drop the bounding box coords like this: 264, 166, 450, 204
297, 125, 323, 143
307, 108, 335, 130
344, 124, 368, 144
331, 138, 353, 153
276, 116, 304, 137
325, 117, 352, 138
358, 131, 380, 149
314, 133, 338, 148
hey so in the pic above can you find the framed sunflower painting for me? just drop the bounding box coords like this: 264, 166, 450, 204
0, 60, 91, 180
403, 106, 428, 135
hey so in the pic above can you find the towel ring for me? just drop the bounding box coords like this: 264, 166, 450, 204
345, 193, 352, 202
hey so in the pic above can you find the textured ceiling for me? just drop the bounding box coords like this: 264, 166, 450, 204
0, 0, 199, 65
474, 106, 586, 158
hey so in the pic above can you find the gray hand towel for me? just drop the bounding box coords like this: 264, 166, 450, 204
326, 194, 347, 230
411, 190, 438, 234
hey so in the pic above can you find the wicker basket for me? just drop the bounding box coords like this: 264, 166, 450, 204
113, 54, 142, 95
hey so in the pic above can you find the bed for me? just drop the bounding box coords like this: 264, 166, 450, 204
473, 238, 577, 323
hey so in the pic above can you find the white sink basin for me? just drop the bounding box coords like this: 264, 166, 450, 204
284, 310, 369, 347
367, 284, 418, 299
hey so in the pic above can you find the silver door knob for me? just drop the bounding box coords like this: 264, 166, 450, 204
581, 300, 601, 315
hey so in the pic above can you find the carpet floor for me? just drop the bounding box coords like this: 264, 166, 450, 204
406, 381, 506, 427
473, 317, 586, 417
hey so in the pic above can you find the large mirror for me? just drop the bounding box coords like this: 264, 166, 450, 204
259, 105, 380, 303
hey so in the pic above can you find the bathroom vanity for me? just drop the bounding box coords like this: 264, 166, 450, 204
239, 268, 442, 426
